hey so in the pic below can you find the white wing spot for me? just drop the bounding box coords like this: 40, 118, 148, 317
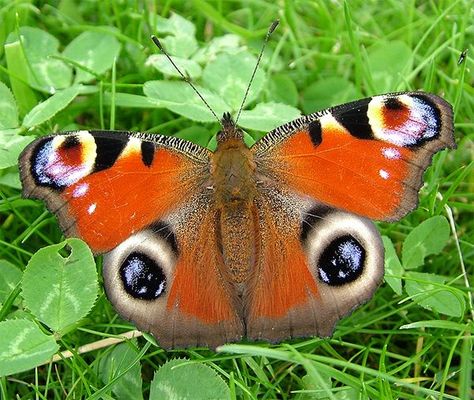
319, 268, 329, 283
88, 203, 97, 214
72, 183, 89, 198
338, 270, 347, 278
382, 147, 401, 160
379, 169, 390, 180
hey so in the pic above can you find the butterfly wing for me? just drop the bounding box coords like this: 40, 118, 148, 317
20, 131, 243, 347
246, 92, 455, 341
252, 92, 455, 221
246, 185, 384, 341
20, 130, 210, 253
102, 202, 244, 348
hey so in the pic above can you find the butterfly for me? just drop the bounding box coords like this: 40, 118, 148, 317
19, 91, 455, 349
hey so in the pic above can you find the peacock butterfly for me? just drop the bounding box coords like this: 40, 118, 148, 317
19, 92, 455, 348
18, 30, 455, 349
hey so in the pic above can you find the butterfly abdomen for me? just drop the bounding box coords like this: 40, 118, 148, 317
216, 206, 258, 288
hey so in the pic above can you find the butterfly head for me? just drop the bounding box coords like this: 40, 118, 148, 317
217, 112, 244, 144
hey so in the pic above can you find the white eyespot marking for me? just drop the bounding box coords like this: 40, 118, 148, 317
340, 240, 363, 266
88, 203, 97, 214
319, 269, 329, 283
338, 270, 347, 278
368, 95, 439, 147
121, 137, 142, 158
34, 132, 97, 188
382, 147, 401, 160
379, 169, 389, 180
72, 183, 89, 198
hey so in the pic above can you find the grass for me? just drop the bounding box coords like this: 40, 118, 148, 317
0, 0, 473, 399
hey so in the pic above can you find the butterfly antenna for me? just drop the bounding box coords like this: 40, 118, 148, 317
235, 20, 279, 125
151, 35, 222, 126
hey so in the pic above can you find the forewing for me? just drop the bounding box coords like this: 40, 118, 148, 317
19, 130, 210, 253
252, 92, 455, 221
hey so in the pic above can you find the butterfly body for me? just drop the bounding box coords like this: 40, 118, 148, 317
19, 92, 455, 348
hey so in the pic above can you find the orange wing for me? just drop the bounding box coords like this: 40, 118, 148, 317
20, 130, 243, 348
101, 205, 244, 349
252, 92, 455, 221
245, 92, 455, 342
246, 185, 384, 342
19, 130, 210, 253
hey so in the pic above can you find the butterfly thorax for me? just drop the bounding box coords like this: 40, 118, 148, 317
211, 138, 257, 207
212, 115, 257, 208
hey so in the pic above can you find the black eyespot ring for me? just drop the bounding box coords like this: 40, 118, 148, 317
318, 235, 365, 286
119, 252, 167, 300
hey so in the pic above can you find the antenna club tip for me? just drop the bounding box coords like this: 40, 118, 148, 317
269, 20, 280, 34
151, 35, 163, 50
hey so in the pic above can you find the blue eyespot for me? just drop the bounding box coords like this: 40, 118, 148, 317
318, 235, 365, 286
120, 252, 166, 300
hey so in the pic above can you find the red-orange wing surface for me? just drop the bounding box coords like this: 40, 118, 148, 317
252, 92, 455, 221
245, 92, 455, 341
20, 130, 243, 348
20, 130, 210, 253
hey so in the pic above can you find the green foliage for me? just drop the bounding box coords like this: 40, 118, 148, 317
0, 260, 21, 305
202, 53, 265, 110
0, 129, 32, 169
382, 236, 403, 295
23, 85, 85, 128
98, 341, 144, 400
0, 319, 58, 376
402, 215, 451, 269
302, 77, 360, 114
367, 40, 413, 92
6, 27, 72, 92
63, 31, 122, 84
150, 359, 230, 400
0, 238, 98, 379
4, 32, 37, 115
268, 73, 299, 107
22, 238, 98, 332
144, 80, 228, 122
154, 13, 199, 57
0, 82, 18, 129
382, 216, 466, 317
0, 1, 471, 399
239, 102, 301, 131
405, 271, 465, 317
148, 54, 202, 80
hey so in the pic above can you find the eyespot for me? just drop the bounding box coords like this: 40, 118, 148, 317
302, 207, 383, 291
31, 132, 97, 189
120, 251, 167, 300
368, 94, 441, 147
318, 235, 365, 286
